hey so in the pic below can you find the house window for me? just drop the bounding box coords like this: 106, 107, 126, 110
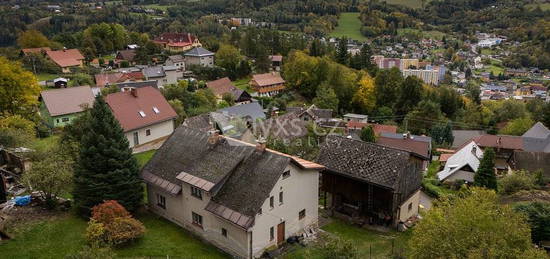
62, 117, 70, 122
269, 196, 274, 209
191, 186, 202, 200
152, 107, 160, 114
258, 208, 262, 215
156, 193, 166, 209
221, 228, 227, 237
56, 119, 60, 123
279, 192, 283, 204
192, 212, 203, 227
299, 209, 306, 220
408, 202, 413, 212
282, 171, 290, 179
270, 226, 274, 241
146, 129, 151, 136
139, 111, 146, 117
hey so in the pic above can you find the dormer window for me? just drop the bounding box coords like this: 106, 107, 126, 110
139, 111, 146, 117
153, 107, 160, 114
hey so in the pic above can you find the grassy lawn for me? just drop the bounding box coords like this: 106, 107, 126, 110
233, 77, 255, 93
0, 213, 228, 258
525, 3, 550, 11
32, 135, 60, 150
397, 28, 446, 40
133, 150, 156, 168
484, 64, 504, 76
383, 0, 429, 9
285, 219, 412, 258
142, 4, 174, 11
330, 13, 368, 41
35, 73, 58, 82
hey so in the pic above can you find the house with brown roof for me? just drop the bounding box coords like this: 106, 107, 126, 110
317, 135, 422, 226
40, 86, 95, 127
105, 87, 177, 148
45, 49, 84, 73
376, 132, 432, 171
346, 121, 398, 136
206, 77, 251, 104
115, 50, 137, 65
269, 55, 283, 71
20, 47, 51, 56
250, 72, 285, 97
286, 105, 333, 123
153, 33, 202, 52
141, 126, 324, 258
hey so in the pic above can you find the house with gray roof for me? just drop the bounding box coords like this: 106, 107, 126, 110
142, 65, 182, 88
184, 47, 214, 67
317, 135, 423, 226
522, 122, 550, 153
165, 55, 185, 69
452, 130, 486, 149
286, 105, 333, 123
216, 102, 266, 122
437, 141, 483, 182
142, 126, 324, 258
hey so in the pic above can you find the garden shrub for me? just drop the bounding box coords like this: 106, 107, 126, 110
499, 170, 537, 195
86, 200, 145, 247
321, 235, 358, 259
92, 200, 130, 225
85, 219, 107, 247
105, 217, 145, 246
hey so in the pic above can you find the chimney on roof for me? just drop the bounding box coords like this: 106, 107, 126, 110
256, 137, 267, 152
403, 132, 411, 140
207, 130, 221, 145
130, 88, 138, 97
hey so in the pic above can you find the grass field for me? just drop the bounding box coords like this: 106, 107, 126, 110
142, 4, 174, 11
133, 150, 156, 168
383, 0, 428, 9
35, 73, 58, 82
0, 213, 228, 258
525, 3, 550, 11
233, 77, 255, 93
330, 13, 368, 41
397, 28, 446, 40
285, 219, 411, 258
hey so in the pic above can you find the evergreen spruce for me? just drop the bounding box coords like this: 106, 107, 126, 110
360, 126, 376, 143
73, 96, 142, 215
474, 147, 497, 190
335, 37, 350, 66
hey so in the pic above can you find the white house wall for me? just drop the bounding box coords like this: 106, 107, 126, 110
398, 190, 420, 222
126, 119, 174, 148
250, 163, 319, 257
446, 169, 475, 182
148, 182, 250, 258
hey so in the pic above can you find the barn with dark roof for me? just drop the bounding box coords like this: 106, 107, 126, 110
317, 135, 423, 226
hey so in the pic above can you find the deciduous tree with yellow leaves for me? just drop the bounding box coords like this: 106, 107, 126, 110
352, 74, 376, 114
0, 57, 41, 117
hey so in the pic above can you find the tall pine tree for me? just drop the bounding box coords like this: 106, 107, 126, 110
335, 37, 350, 66
474, 147, 497, 190
73, 96, 142, 215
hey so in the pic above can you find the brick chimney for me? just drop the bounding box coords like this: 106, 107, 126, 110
256, 137, 267, 152
207, 130, 221, 145
130, 88, 138, 97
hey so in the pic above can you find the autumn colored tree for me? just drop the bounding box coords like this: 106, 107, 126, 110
352, 74, 376, 114
17, 30, 54, 48
0, 57, 42, 117
409, 188, 548, 258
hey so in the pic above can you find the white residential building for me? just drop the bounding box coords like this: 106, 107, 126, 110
142, 127, 324, 258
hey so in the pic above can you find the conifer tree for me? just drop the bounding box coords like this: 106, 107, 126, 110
73, 96, 142, 215
474, 147, 497, 190
360, 126, 376, 143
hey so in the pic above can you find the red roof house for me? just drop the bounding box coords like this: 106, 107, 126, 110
46, 49, 84, 73
105, 86, 177, 147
